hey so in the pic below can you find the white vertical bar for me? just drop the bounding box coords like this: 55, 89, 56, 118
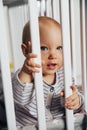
50, 0, 53, 18
28, 0, 46, 130
60, 0, 74, 130
81, 1, 87, 129
0, 1, 17, 130
81, 0, 87, 113
70, 0, 82, 85
52, 0, 60, 22
8, 5, 27, 71
40, 0, 45, 16
45, 0, 52, 17
70, 0, 77, 84
4, 6, 14, 71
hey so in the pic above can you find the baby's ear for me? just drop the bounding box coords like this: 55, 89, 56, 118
21, 43, 28, 57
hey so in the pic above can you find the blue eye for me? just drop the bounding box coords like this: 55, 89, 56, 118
56, 46, 62, 51
40, 46, 48, 51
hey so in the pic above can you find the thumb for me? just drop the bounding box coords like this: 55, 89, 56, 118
60, 91, 64, 97
27, 41, 32, 53
71, 85, 77, 93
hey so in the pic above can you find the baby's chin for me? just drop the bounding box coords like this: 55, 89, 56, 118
42, 70, 57, 76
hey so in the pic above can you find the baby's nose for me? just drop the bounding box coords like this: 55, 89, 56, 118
48, 51, 57, 59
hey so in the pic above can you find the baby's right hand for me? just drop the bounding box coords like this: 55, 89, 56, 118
18, 52, 41, 83
22, 53, 41, 74
18, 41, 41, 83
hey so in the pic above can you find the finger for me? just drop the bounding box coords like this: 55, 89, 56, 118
27, 53, 37, 59
22, 65, 40, 74
71, 85, 77, 93
66, 104, 78, 110
65, 97, 78, 106
23, 57, 40, 70
28, 41, 32, 46
65, 92, 77, 103
23, 60, 40, 73
27, 41, 32, 53
26, 59, 41, 68
65, 96, 80, 109
28, 66, 40, 73
65, 86, 77, 102
65, 100, 79, 110
60, 91, 64, 97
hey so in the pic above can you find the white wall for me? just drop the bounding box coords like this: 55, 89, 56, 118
8, 4, 29, 71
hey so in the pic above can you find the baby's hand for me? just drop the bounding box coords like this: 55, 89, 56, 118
65, 85, 80, 110
18, 42, 41, 83
21, 41, 41, 74
22, 53, 41, 74
18, 52, 41, 83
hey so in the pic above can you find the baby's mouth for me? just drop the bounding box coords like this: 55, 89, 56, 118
47, 63, 57, 69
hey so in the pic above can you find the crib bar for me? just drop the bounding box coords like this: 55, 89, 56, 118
40, 0, 45, 16
60, 0, 74, 130
45, 0, 48, 16
81, 0, 87, 112
0, 0, 17, 130
45, 0, 52, 17
28, 0, 46, 130
51, 0, 53, 18
52, 0, 60, 22
70, 0, 77, 84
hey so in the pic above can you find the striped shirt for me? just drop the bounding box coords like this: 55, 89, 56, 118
12, 67, 83, 126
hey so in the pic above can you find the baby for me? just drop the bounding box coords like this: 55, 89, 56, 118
12, 16, 84, 127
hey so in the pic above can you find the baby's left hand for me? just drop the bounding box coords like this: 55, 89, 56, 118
65, 85, 80, 110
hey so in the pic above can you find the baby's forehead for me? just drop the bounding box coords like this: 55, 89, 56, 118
39, 18, 61, 36
39, 17, 60, 28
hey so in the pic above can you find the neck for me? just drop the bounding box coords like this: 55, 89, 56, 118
43, 73, 56, 85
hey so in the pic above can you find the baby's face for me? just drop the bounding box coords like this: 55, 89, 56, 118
40, 24, 63, 75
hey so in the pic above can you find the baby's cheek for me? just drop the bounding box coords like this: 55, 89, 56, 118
42, 60, 45, 66
60, 57, 63, 65
59, 58, 63, 67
